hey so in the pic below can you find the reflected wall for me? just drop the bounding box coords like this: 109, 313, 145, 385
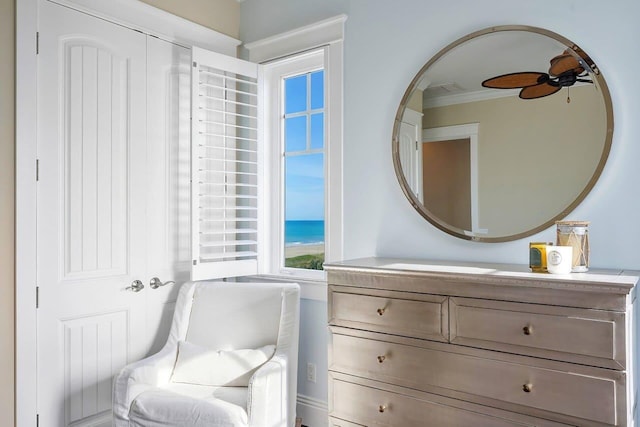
423, 85, 606, 236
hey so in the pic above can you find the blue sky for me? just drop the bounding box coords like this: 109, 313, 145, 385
284, 71, 325, 221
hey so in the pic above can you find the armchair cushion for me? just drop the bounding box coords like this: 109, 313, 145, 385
171, 341, 276, 387
130, 385, 249, 427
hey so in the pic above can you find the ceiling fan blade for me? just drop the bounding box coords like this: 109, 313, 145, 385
482, 72, 547, 89
519, 83, 562, 100
549, 54, 583, 76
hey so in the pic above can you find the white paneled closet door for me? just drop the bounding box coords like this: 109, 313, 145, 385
36, 1, 191, 426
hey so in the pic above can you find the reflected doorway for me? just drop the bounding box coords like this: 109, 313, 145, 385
422, 138, 471, 231
422, 123, 485, 235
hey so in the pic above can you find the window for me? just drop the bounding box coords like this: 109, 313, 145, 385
240, 15, 344, 284
263, 50, 324, 279
283, 70, 325, 271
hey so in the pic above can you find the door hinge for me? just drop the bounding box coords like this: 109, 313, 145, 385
36, 286, 39, 309
415, 141, 418, 150
36, 159, 40, 181
36, 413, 39, 427
36, 32, 39, 55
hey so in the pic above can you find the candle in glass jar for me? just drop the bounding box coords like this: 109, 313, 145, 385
529, 242, 553, 272
556, 221, 590, 272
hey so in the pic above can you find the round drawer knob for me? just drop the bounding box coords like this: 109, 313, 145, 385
377, 308, 385, 316
523, 325, 532, 335
378, 405, 386, 413
523, 383, 533, 393
377, 355, 386, 364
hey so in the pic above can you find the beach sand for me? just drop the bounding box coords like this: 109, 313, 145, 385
285, 243, 324, 258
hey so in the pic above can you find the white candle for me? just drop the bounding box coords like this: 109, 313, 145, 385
546, 246, 573, 275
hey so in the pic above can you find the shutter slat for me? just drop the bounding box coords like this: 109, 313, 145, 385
200, 229, 257, 235
199, 218, 257, 223
198, 106, 257, 121
199, 82, 258, 98
198, 94, 257, 110
198, 171, 257, 178
200, 251, 258, 261
200, 157, 257, 166
199, 144, 255, 154
198, 69, 258, 87
199, 207, 258, 212
199, 120, 257, 132
200, 194, 258, 200
198, 183, 258, 189
200, 240, 257, 248
199, 131, 257, 143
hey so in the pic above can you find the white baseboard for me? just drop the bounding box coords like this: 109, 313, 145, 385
296, 393, 328, 427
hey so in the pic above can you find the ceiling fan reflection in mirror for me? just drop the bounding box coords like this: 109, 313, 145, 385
481, 49, 594, 101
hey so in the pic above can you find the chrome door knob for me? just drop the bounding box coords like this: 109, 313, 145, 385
126, 280, 144, 292
150, 277, 175, 289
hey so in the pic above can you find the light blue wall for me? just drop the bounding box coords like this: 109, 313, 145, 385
242, 0, 640, 269
296, 299, 328, 400
240, 0, 640, 411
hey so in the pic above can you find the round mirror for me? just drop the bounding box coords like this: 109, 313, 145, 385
392, 26, 613, 242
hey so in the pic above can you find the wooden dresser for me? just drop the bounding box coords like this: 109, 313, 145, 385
325, 258, 639, 427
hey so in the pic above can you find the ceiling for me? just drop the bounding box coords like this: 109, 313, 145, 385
421, 30, 579, 103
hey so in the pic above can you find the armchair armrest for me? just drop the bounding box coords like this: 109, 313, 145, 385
247, 352, 289, 427
112, 345, 178, 426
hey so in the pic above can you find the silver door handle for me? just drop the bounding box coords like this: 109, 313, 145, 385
150, 277, 175, 289
126, 280, 144, 292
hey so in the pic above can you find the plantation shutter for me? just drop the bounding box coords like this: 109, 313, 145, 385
191, 47, 261, 280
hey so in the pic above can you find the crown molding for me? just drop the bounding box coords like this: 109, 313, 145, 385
244, 14, 347, 63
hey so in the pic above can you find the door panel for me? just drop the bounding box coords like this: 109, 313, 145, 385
145, 36, 191, 355
63, 312, 127, 423
64, 43, 128, 279
37, 2, 147, 426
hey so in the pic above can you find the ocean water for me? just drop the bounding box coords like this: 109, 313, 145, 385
285, 220, 325, 245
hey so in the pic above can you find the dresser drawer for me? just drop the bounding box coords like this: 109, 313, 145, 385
329, 286, 448, 342
330, 333, 621, 425
450, 297, 626, 369
329, 418, 363, 427
329, 377, 563, 427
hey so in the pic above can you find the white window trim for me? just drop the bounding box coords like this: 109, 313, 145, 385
246, 16, 345, 284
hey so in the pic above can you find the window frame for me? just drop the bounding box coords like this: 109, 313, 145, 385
264, 50, 326, 280
247, 16, 345, 284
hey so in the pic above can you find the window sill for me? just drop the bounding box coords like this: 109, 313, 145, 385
239, 274, 328, 302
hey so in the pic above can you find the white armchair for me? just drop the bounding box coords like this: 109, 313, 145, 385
113, 281, 300, 427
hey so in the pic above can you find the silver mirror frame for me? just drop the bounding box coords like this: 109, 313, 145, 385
392, 25, 614, 242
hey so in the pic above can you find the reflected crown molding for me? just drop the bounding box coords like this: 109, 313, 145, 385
424, 82, 592, 108
424, 88, 519, 108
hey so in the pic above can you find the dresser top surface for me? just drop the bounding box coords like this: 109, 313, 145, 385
324, 257, 639, 292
